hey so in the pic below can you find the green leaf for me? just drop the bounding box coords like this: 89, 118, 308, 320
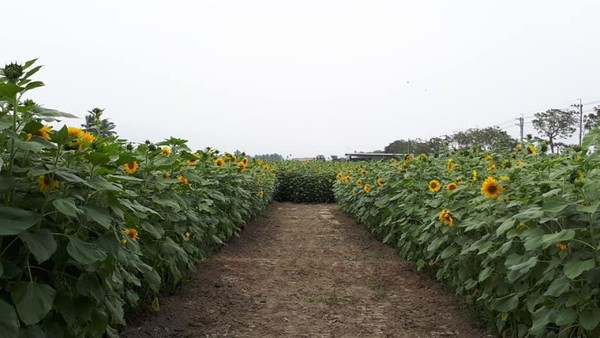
493, 294, 519, 312
579, 309, 600, 330
51, 125, 69, 144
515, 207, 543, 221
53, 198, 81, 218
136, 262, 161, 292
564, 259, 596, 280
0, 206, 41, 235
13, 139, 44, 152
0, 299, 19, 337
141, 222, 164, 239
576, 201, 600, 215
11, 282, 56, 326
555, 308, 577, 326
67, 237, 107, 265
18, 229, 57, 264
543, 275, 570, 297
541, 229, 575, 249
86, 152, 111, 166
82, 206, 112, 229
33, 106, 78, 120
85, 175, 122, 191
0, 119, 11, 131
495, 218, 515, 236
0, 82, 22, 99
19, 324, 46, 338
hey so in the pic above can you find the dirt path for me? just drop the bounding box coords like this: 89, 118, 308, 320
123, 202, 491, 337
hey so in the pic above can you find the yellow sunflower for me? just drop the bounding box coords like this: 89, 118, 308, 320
481, 177, 502, 198
38, 175, 59, 192
342, 175, 351, 184
358, 168, 366, 175
376, 178, 385, 187
428, 179, 441, 193
446, 158, 456, 172
438, 209, 454, 227
516, 143, 522, 150
336, 172, 343, 180
241, 157, 249, 166
162, 146, 172, 156
186, 158, 198, 166
470, 170, 478, 185
389, 158, 397, 163
214, 157, 225, 167
258, 190, 265, 199
527, 145, 536, 154
124, 228, 139, 241
263, 165, 270, 171
35, 125, 52, 140
124, 162, 139, 174
446, 182, 458, 192
404, 154, 413, 163
364, 183, 372, 193
80, 132, 95, 144
178, 175, 189, 185
237, 161, 247, 170
356, 179, 363, 186
488, 162, 496, 172
184, 231, 192, 241
555, 242, 568, 251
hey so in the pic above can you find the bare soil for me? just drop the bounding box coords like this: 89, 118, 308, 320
122, 202, 492, 337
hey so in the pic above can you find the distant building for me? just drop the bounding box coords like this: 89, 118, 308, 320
291, 157, 314, 162
345, 153, 402, 161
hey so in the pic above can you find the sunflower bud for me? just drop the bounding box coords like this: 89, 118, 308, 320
148, 144, 156, 151
3, 62, 23, 82
126, 143, 134, 151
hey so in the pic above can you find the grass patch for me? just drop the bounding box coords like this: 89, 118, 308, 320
367, 280, 387, 300
307, 289, 343, 305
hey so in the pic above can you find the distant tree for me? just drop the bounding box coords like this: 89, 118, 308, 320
253, 153, 284, 162
314, 155, 326, 161
82, 107, 116, 137
384, 139, 431, 154
532, 109, 578, 153
450, 127, 516, 151
584, 105, 600, 131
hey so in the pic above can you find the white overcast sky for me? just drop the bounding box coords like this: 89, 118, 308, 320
4, 1, 600, 157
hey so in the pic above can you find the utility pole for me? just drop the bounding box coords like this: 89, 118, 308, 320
516, 115, 524, 142
572, 99, 583, 146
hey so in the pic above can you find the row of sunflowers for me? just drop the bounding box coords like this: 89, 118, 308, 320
0, 60, 277, 337
333, 137, 600, 337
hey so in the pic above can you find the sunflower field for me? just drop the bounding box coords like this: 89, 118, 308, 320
0, 60, 276, 337
333, 142, 600, 337
273, 161, 337, 203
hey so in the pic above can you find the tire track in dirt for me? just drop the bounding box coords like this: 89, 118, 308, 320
122, 202, 492, 337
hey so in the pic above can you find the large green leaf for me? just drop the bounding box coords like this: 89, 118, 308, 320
53, 198, 81, 218
66, 237, 107, 265
0, 206, 41, 236
564, 259, 596, 279
18, 229, 57, 264
543, 275, 571, 297
579, 308, 600, 330
0, 299, 19, 337
11, 282, 56, 326
82, 206, 112, 229
541, 229, 575, 249
493, 294, 519, 312
33, 106, 78, 120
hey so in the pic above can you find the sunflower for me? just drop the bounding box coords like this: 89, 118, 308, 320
237, 161, 247, 170
214, 157, 225, 167
356, 179, 363, 186
124, 162, 139, 174
241, 157, 249, 166
162, 172, 171, 179
481, 177, 503, 198
404, 154, 413, 162
342, 175, 351, 184
499, 175, 510, 181
428, 180, 441, 193
336, 172, 343, 180
446, 182, 458, 192
438, 209, 454, 227
527, 145, 537, 154
230, 154, 237, 163
376, 178, 385, 187
516, 143, 522, 150
68, 126, 84, 138
263, 165, 270, 171
470, 170, 478, 185
178, 175, 189, 185
364, 183, 372, 193
446, 158, 456, 172
258, 190, 265, 199
488, 162, 496, 172
162, 146, 172, 156
38, 175, 59, 192
417, 153, 427, 160
124, 228, 139, 241
184, 231, 192, 241
389, 158, 397, 163
358, 168, 366, 175
555, 242, 568, 251
35, 125, 52, 140
80, 132, 95, 145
